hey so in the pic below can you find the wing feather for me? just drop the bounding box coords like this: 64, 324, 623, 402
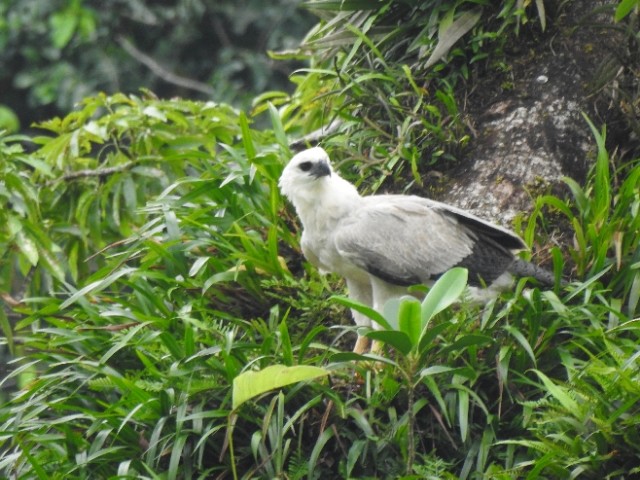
334, 195, 522, 287
334, 196, 476, 286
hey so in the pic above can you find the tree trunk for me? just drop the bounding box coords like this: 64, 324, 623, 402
439, 1, 628, 227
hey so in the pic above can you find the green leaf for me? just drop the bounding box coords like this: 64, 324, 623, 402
303, 0, 383, 12
418, 320, 452, 356
458, 387, 469, 442
424, 9, 482, 69
60, 267, 137, 310
239, 111, 256, 161
504, 325, 537, 366
143, 105, 168, 122
420, 365, 456, 377
331, 295, 392, 330
396, 296, 422, 349
232, 365, 329, 410
420, 267, 468, 331
0, 308, 13, 355
279, 319, 294, 366
0, 105, 20, 133
16, 230, 39, 266
366, 330, 413, 356
532, 370, 579, 413
268, 102, 288, 148
440, 334, 492, 356
615, 0, 639, 21
50, 9, 78, 49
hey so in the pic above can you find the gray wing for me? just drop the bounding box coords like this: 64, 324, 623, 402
334, 195, 522, 287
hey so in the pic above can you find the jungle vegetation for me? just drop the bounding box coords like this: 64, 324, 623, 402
1, 0, 639, 478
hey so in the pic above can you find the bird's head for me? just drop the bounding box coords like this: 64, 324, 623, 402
278, 147, 333, 202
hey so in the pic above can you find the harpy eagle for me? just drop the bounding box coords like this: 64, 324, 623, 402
279, 147, 558, 354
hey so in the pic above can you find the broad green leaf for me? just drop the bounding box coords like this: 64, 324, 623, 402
615, 0, 639, 21
396, 296, 422, 349
420, 267, 468, 331
17, 156, 54, 178
0, 105, 20, 133
366, 330, 412, 356
50, 9, 78, 49
232, 365, 329, 410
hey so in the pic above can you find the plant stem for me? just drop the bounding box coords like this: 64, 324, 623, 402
405, 358, 418, 475
406, 382, 415, 475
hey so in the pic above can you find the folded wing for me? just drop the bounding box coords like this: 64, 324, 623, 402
334, 195, 524, 287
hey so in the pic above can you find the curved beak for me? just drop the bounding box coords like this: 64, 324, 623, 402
310, 160, 331, 178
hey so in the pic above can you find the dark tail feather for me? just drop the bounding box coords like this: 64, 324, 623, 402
508, 258, 566, 287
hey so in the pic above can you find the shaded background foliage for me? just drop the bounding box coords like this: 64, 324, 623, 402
0, 0, 315, 129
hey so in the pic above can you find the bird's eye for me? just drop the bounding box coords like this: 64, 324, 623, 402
299, 161, 313, 172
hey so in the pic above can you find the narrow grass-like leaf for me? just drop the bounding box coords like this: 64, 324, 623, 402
268, 102, 288, 148
100, 322, 150, 364
424, 9, 481, 68
458, 387, 469, 442
60, 267, 137, 309
239, 111, 256, 160
279, 319, 294, 366
504, 325, 537, 367
418, 320, 453, 357
308, 428, 335, 475
0, 308, 13, 355
533, 370, 579, 412
168, 433, 188, 480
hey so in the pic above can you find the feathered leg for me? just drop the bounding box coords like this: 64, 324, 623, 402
346, 279, 373, 353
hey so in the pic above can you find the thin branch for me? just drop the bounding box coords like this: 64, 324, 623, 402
46, 162, 135, 186
116, 35, 215, 96
289, 120, 343, 149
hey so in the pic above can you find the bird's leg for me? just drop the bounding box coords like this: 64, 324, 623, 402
346, 279, 374, 353
353, 335, 370, 354
369, 339, 385, 356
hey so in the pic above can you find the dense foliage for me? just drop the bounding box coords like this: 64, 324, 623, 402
0, 0, 314, 129
1, 0, 640, 478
